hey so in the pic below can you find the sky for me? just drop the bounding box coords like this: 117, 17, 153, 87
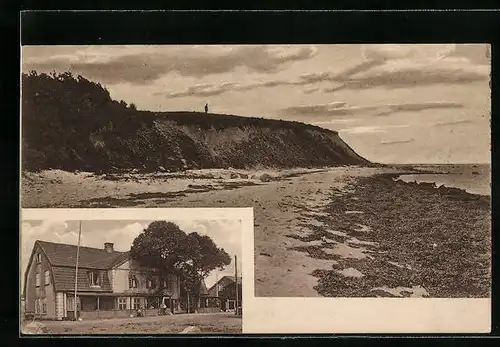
21, 219, 242, 289
22, 44, 491, 164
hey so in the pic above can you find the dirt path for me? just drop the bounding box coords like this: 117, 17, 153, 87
24, 312, 242, 334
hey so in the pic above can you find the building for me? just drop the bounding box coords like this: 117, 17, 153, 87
23, 240, 183, 320
196, 278, 221, 313
208, 276, 242, 312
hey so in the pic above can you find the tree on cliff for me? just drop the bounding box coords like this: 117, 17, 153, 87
129, 221, 231, 312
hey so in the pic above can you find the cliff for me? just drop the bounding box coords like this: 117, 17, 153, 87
21, 72, 370, 173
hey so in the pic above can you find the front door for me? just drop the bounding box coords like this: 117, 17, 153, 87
66, 296, 81, 320
162, 297, 175, 313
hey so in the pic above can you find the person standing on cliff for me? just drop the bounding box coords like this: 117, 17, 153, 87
204, 103, 209, 113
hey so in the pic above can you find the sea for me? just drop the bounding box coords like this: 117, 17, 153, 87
395, 164, 491, 196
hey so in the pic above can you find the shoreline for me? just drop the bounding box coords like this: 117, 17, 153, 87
20, 165, 491, 298
383, 172, 490, 197
301, 173, 491, 298
20, 166, 371, 208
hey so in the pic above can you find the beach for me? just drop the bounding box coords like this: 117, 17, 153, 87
21, 165, 491, 298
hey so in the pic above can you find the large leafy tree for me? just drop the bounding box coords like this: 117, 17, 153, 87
130, 221, 231, 312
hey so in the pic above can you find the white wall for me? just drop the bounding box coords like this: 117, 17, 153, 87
111, 260, 181, 299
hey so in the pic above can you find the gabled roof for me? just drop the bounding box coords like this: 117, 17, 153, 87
52, 267, 113, 292
36, 240, 129, 269
198, 279, 209, 296
219, 276, 242, 283
207, 275, 242, 294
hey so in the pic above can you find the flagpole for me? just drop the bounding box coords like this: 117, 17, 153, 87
74, 221, 82, 320
234, 255, 238, 315
215, 272, 219, 297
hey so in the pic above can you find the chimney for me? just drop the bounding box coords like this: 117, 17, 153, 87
104, 242, 114, 253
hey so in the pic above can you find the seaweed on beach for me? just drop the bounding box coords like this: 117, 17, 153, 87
304, 175, 491, 298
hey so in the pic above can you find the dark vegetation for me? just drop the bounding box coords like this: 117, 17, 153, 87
295, 176, 491, 298
22, 71, 369, 173
130, 221, 231, 313
218, 282, 243, 306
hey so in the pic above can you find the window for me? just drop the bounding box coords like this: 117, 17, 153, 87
42, 299, 47, 314
146, 276, 156, 289
133, 297, 141, 310
36, 253, 42, 263
35, 273, 41, 287
88, 272, 100, 287
128, 275, 138, 289
34, 299, 40, 314
117, 297, 127, 310
167, 276, 175, 291
44, 270, 50, 285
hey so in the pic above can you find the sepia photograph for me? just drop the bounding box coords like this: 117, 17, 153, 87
20, 210, 244, 335
21, 44, 491, 299
19, 44, 491, 333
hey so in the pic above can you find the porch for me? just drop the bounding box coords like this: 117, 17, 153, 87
63, 293, 182, 320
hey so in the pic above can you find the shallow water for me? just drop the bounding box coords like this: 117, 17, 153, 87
397, 164, 491, 196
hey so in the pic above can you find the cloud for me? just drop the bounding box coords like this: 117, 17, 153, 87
303, 87, 319, 94
311, 119, 357, 126
325, 67, 489, 92
362, 44, 456, 62
161, 45, 486, 98
165, 83, 238, 98
324, 44, 490, 92
280, 102, 347, 116
280, 101, 464, 119
162, 78, 302, 98
433, 119, 474, 127
22, 45, 318, 85
372, 102, 464, 117
339, 124, 411, 135
380, 139, 415, 145
298, 59, 386, 85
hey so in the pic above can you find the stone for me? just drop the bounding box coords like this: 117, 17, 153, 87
22, 321, 48, 334
179, 326, 202, 334
259, 173, 274, 182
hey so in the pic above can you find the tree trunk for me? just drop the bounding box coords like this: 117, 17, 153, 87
187, 292, 190, 313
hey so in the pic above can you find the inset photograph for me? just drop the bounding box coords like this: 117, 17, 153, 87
21, 214, 243, 335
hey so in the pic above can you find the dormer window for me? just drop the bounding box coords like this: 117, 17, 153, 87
36, 253, 42, 263
88, 271, 101, 287
129, 275, 138, 289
